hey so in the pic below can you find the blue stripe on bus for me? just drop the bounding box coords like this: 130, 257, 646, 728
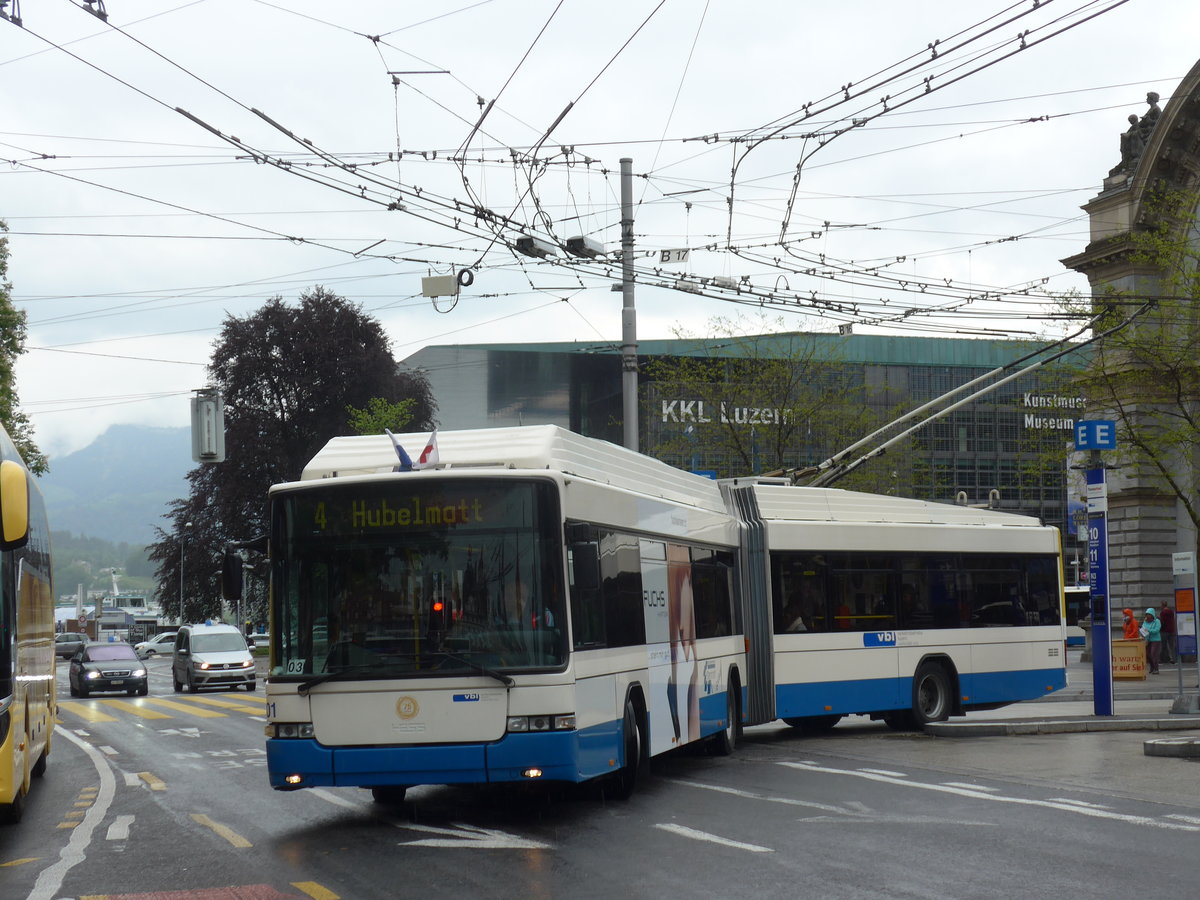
775, 667, 1067, 719
265, 687, 738, 790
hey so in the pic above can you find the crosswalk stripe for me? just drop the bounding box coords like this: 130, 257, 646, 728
184, 695, 268, 714
57, 701, 117, 723
97, 699, 172, 720
143, 698, 227, 718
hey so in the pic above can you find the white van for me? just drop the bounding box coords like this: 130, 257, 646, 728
172, 623, 256, 692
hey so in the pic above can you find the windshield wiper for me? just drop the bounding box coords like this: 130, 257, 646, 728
297, 665, 379, 695
438, 650, 514, 687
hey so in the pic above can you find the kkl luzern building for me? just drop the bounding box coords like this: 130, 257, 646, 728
403, 333, 1084, 542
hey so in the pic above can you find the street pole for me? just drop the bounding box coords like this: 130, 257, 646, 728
620, 157, 638, 452
179, 520, 192, 626
1086, 454, 1114, 716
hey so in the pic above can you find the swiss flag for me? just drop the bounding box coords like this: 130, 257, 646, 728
414, 430, 439, 469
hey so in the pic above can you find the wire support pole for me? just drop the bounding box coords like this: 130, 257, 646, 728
620, 157, 638, 452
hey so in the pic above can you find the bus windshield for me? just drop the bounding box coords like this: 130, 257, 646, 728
270, 478, 566, 680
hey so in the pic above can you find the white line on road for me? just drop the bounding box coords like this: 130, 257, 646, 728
27, 728, 116, 900
779, 761, 1200, 832
859, 768, 906, 777
106, 815, 134, 841
655, 823, 773, 853
942, 783, 1000, 792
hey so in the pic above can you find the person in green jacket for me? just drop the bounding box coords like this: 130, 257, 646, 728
1141, 608, 1162, 674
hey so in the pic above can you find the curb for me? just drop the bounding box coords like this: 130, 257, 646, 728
1144, 738, 1200, 758
926, 716, 1200, 737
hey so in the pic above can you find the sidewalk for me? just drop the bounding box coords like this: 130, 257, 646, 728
928, 649, 1200, 739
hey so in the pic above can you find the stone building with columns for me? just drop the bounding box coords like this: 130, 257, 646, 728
1063, 60, 1200, 611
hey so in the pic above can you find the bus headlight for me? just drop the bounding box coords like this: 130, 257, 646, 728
267, 722, 314, 739
506, 714, 575, 733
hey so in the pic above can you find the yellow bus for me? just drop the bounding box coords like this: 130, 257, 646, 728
0, 426, 54, 824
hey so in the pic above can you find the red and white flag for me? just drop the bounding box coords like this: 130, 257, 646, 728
414, 429, 439, 469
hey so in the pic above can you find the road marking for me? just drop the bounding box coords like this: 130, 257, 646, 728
190, 813, 253, 848
96, 699, 171, 720
1048, 798, 1111, 809
124, 773, 141, 787
145, 698, 227, 718
100, 746, 118, 756
28, 727, 117, 900
311, 788, 364, 810
137, 772, 167, 791
943, 782, 999, 792
655, 823, 772, 853
58, 702, 117, 723
293, 882, 341, 900
859, 768, 906, 777
778, 761, 1200, 832
665, 777, 854, 815
0, 857, 41, 868
1167, 814, 1200, 825
161, 727, 207, 738
396, 822, 552, 849
185, 695, 267, 714
106, 815, 134, 841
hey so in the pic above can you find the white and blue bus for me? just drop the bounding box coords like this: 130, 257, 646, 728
724, 480, 1067, 734
235, 425, 1065, 800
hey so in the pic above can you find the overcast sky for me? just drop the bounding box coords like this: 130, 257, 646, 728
4, 0, 1198, 459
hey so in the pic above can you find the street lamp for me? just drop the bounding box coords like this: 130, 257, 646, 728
179, 521, 193, 625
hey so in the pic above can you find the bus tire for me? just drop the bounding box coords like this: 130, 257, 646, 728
371, 786, 408, 805
610, 698, 644, 800
1, 787, 25, 825
710, 676, 741, 756
31, 749, 47, 778
173, 674, 182, 693
784, 714, 842, 734
912, 660, 951, 726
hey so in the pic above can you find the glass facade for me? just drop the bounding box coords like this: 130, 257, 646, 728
403, 335, 1082, 534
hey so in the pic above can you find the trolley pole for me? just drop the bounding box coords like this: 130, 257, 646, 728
1076, 420, 1116, 716
620, 157, 638, 452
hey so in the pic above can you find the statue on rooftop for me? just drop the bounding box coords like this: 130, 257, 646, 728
1109, 92, 1161, 178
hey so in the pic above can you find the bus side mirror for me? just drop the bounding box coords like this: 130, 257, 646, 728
0, 459, 30, 551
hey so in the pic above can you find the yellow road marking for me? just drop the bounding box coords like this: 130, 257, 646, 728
293, 882, 340, 900
137, 772, 167, 791
143, 697, 227, 718
0, 858, 41, 868
57, 701, 117, 723
98, 699, 172, 720
56, 821, 79, 829
184, 695, 267, 714
190, 813, 252, 848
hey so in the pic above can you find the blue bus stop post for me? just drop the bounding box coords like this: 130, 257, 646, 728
1087, 459, 1114, 716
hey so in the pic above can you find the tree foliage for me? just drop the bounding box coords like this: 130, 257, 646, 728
1070, 187, 1200, 539
149, 287, 437, 622
0, 222, 47, 474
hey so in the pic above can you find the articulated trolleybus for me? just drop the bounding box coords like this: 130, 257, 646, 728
246, 426, 1065, 801
0, 425, 54, 824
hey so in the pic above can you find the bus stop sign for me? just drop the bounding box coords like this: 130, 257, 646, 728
1074, 420, 1116, 451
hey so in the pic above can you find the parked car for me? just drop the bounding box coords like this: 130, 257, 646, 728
54, 632, 89, 659
68, 642, 148, 697
172, 623, 255, 692
134, 631, 177, 659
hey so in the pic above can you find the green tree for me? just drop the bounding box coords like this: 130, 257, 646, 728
346, 396, 418, 435
643, 315, 886, 484
0, 222, 47, 474
149, 287, 437, 622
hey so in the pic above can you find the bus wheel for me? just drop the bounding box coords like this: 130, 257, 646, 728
610, 699, 643, 800
31, 749, 47, 778
371, 786, 408, 805
784, 715, 842, 734
912, 661, 951, 726
710, 680, 741, 756
1, 787, 25, 825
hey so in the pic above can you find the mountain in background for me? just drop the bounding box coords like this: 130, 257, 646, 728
39, 424, 192, 546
